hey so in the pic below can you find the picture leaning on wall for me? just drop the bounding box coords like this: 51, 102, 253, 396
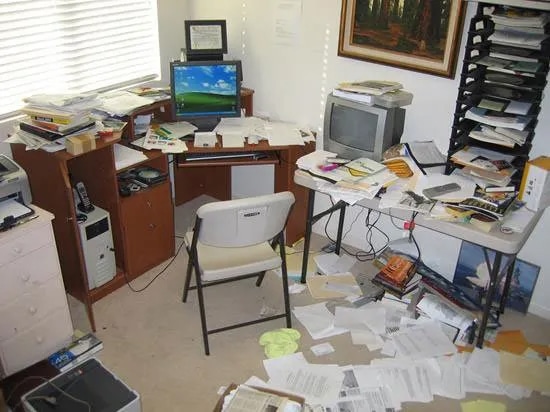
453, 241, 540, 314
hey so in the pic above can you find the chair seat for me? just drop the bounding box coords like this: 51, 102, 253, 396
185, 231, 281, 282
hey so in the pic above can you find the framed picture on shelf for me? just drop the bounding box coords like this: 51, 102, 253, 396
184, 20, 228, 59
338, 0, 466, 78
453, 241, 540, 313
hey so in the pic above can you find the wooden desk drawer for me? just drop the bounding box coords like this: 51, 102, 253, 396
0, 307, 72, 375
0, 223, 53, 267
0, 276, 67, 341
0, 245, 61, 304
121, 183, 175, 279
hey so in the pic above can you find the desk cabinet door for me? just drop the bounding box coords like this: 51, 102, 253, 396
120, 182, 175, 279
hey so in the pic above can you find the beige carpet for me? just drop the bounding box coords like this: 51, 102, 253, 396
3, 195, 550, 411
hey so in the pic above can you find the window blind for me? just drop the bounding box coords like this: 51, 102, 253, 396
0, 0, 161, 119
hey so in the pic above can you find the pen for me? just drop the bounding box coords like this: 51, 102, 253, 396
319, 163, 339, 172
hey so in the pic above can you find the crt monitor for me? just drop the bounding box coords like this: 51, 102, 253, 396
170, 60, 242, 132
323, 93, 405, 161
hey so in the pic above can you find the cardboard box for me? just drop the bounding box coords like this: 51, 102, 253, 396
66, 133, 96, 155
519, 156, 550, 212
213, 383, 305, 412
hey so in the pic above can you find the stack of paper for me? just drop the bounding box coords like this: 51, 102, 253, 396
336, 80, 403, 95
113, 144, 148, 170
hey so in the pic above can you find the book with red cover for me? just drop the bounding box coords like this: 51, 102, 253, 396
374, 255, 415, 287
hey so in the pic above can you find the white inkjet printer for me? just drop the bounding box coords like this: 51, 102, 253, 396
0, 154, 34, 231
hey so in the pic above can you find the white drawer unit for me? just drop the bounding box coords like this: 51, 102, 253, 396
0, 206, 74, 377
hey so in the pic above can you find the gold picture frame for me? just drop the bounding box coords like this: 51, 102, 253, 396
338, 0, 466, 78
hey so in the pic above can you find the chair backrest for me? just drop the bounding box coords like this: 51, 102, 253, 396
196, 191, 295, 248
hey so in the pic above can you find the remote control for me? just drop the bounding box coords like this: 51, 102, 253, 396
422, 182, 461, 199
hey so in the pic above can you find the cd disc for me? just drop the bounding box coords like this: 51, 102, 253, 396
138, 169, 160, 179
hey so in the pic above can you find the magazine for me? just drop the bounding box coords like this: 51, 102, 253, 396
449, 187, 518, 220
48, 333, 103, 372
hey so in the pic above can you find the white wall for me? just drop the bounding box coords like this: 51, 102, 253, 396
188, 0, 550, 318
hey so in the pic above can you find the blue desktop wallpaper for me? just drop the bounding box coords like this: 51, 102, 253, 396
173, 64, 238, 116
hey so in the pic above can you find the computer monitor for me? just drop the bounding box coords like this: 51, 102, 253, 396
323, 93, 406, 161
170, 60, 242, 132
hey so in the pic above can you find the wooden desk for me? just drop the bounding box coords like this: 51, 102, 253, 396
11, 140, 175, 332
175, 140, 315, 246
294, 169, 543, 347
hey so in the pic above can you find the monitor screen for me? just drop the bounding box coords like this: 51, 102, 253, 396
170, 60, 242, 131
323, 93, 405, 161
330, 104, 377, 152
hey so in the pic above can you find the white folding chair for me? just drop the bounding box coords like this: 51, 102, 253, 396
182, 191, 295, 355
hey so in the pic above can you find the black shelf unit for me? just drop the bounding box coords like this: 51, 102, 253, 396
446, 1, 549, 187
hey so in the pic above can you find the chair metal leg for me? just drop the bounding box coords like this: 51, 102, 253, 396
194, 263, 210, 356
182, 251, 194, 303
278, 232, 292, 328
256, 271, 266, 286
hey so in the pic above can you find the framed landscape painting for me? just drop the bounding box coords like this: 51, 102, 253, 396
338, 0, 466, 78
453, 241, 540, 313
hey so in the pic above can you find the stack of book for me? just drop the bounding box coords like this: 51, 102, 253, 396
332, 80, 403, 104
333, 157, 399, 200
14, 93, 100, 150
487, 6, 549, 51
450, 146, 517, 188
371, 254, 420, 299
48, 332, 103, 372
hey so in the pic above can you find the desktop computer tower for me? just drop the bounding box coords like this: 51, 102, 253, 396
77, 205, 116, 289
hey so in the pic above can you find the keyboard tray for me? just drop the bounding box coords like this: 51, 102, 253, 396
184, 151, 269, 161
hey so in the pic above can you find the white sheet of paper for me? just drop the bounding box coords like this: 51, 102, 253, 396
0, 199, 33, 221
391, 322, 457, 359
310, 342, 334, 356
113, 143, 148, 170
313, 252, 356, 275
222, 132, 245, 148
265, 121, 304, 146
296, 150, 337, 171
267, 363, 344, 405
292, 302, 348, 340
414, 172, 476, 202
433, 355, 466, 400
334, 305, 386, 335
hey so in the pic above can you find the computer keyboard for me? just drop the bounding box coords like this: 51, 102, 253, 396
184, 151, 269, 161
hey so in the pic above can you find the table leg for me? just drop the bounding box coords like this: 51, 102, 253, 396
300, 189, 316, 284
334, 203, 346, 255
299, 191, 348, 284
477, 251, 503, 348
499, 257, 516, 314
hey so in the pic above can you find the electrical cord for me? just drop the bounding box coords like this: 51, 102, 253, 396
123, 234, 186, 293
321, 199, 391, 262
5, 375, 91, 412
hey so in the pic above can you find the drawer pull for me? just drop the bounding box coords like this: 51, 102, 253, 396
21, 273, 31, 282
149, 223, 156, 229
147, 201, 152, 208
36, 336, 43, 344
28, 306, 37, 315
13, 246, 23, 255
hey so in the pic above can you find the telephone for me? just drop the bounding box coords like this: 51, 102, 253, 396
74, 181, 95, 213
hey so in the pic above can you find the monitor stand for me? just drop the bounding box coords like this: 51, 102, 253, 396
192, 117, 220, 133
186, 53, 223, 62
